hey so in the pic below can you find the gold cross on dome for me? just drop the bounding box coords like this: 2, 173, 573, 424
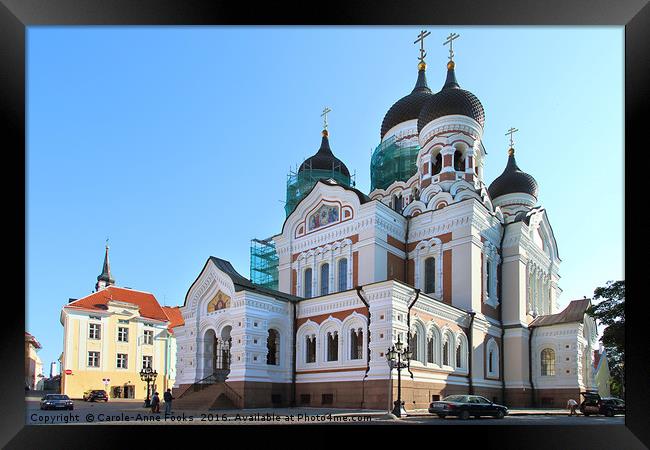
414, 30, 431, 64
321, 106, 332, 130
506, 127, 519, 148
443, 32, 460, 61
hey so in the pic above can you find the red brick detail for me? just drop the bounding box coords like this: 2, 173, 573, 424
443, 154, 452, 167
387, 252, 405, 282
464, 173, 474, 182
439, 172, 455, 181
297, 307, 368, 328
443, 250, 452, 304
387, 235, 406, 252
292, 234, 359, 262
291, 269, 297, 296
353, 251, 359, 287
421, 178, 431, 189
407, 259, 415, 286
407, 232, 452, 252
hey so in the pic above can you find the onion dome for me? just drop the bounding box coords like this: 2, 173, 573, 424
417, 61, 485, 133
299, 130, 350, 177
488, 148, 538, 200
380, 63, 434, 139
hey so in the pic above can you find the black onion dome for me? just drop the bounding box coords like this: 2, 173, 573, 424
380, 68, 433, 138
299, 131, 350, 177
417, 62, 485, 132
488, 149, 538, 199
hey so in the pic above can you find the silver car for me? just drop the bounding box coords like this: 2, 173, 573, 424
40, 394, 74, 410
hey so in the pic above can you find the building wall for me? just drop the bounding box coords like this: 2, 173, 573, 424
61, 306, 174, 399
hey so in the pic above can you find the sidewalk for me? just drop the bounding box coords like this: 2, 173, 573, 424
122, 405, 392, 418
405, 408, 570, 417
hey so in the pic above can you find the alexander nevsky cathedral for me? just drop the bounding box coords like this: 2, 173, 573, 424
172, 32, 600, 411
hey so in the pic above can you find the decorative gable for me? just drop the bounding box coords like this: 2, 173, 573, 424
207, 290, 231, 313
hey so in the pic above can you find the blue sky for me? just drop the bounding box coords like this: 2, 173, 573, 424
27, 26, 624, 369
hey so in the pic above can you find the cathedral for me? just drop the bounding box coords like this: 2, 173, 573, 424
172, 32, 600, 410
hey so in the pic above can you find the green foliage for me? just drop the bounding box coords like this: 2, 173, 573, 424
586, 280, 625, 397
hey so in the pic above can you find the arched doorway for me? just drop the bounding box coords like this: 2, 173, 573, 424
216, 326, 232, 371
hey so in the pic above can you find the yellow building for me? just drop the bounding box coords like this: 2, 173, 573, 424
60, 245, 183, 399
25, 332, 44, 390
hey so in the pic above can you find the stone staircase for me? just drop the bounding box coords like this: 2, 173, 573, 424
172, 371, 241, 411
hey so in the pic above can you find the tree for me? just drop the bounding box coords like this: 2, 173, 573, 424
586, 280, 624, 397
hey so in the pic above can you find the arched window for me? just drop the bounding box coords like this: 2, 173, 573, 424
541, 348, 556, 376
409, 331, 418, 362
266, 329, 279, 365
304, 268, 312, 298
427, 335, 434, 364
337, 258, 348, 292
432, 153, 442, 175
320, 263, 329, 296
350, 328, 363, 360
327, 331, 338, 361
392, 195, 403, 212
487, 339, 500, 378
424, 257, 436, 294
486, 261, 491, 295
454, 150, 464, 171
443, 340, 449, 366
456, 344, 462, 368
305, 335, 316, 363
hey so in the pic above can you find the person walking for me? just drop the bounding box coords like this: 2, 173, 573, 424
163, 389, 174, 415
567, 398, 578, 416
151, 391, 161, 413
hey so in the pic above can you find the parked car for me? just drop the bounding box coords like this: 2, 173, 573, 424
579, 392, 625, 417
40, 394, 74, 410
83, 390, 109, 402
429, 395, 508, 419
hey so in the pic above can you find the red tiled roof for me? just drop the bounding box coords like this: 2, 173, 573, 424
25, 332, 42, 349
65, 286, 169, 322
529, 298, 591, 328
162, 306, 184, 333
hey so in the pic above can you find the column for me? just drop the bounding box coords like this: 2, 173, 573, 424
439, 145, 456, 181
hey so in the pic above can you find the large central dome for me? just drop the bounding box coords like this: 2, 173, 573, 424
380, 66, 433, 139
417, 62, 485, 133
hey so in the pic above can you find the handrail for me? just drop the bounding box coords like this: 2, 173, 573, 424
221, 381, 243, 409
178, 371, 225, 399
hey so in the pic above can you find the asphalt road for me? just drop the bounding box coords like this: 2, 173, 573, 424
26, 399, 625, 425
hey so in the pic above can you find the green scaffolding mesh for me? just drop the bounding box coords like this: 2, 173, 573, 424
370, 135, 420, 191
250, 238, 279, 290
285, 167, 353, 217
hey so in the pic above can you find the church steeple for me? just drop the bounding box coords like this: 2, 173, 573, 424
95, 242, 115, 291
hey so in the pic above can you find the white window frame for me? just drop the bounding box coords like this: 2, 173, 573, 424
142, 355, 153, 370
486, 338, 499, 378
116, 353, 128, 369
87, 351, 100, 368
117, 326, 129, 343
143, 329, 154, 345
413, 238, 443, 298
482, 240, 500, 308
88, 323, 101, 340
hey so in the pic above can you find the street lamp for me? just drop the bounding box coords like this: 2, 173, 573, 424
386, 335, 411, 417
139, 366, 158, 408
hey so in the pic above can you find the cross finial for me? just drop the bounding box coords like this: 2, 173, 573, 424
321, 106, 332, 131
414, 30, 431, 67
443, 32, 460, 62
506, 127, 519, 149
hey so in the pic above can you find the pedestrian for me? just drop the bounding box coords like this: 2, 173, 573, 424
151, 391, 161, 413
567, 398, 578, 416
163, 388, 174, 415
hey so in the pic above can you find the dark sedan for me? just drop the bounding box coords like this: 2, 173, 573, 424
83, 390, 109, 402
580, 392, 625, 417
429, 395, 508, 419
40, 394, 74, 410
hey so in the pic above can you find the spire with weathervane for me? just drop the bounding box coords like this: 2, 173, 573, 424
95, 240, 115, 292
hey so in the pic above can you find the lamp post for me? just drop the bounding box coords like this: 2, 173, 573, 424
139, 366, 158, 408
386, 335, 412, 417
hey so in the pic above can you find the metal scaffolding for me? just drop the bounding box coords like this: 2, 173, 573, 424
249, 237, 279, 290
370, 135, 420, 192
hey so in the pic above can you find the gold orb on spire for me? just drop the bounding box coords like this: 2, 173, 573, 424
447, 60, 455, 70
322, 129, 329, 137
418, 61, 427, 71
508, 147, 515, 156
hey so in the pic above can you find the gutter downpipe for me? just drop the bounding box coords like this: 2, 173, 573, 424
291, 299, 297, 407
406, 288, 421, 380
355, 286, 371, 409
498, 222, 509, 405
467, 311, 476, 395
529, 325, 536, 407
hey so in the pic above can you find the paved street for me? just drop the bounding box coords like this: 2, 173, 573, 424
26, 396, 625, 425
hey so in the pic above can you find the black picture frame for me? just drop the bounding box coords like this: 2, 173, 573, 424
1, 0, 646, 447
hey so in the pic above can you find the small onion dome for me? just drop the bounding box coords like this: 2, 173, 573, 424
417, 61, 485, 133
380, 63, 434, 139
488, 148, 538, 200
299, 130, 351, 177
